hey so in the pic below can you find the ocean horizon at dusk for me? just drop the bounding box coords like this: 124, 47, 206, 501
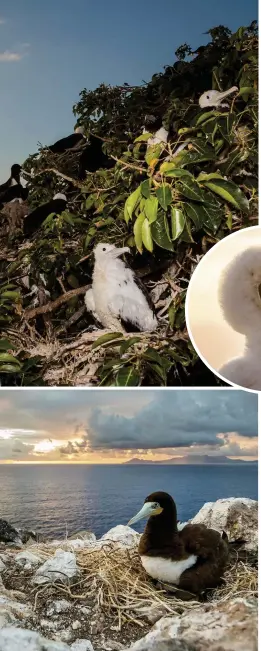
1, 463, 257, 539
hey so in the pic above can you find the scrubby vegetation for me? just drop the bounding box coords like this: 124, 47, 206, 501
0, 22, 258, 386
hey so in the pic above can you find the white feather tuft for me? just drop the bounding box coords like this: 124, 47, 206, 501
53, 193, 67, 201
218, 246, 261, 390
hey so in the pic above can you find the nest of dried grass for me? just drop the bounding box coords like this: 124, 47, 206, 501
30, 543, 258, 631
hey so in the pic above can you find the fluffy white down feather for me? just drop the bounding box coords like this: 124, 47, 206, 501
85, 243, 158, 332
218, 246, 261, 390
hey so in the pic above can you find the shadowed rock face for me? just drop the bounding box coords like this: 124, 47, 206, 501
0, 520, 46, 548
0, 521, 22, 546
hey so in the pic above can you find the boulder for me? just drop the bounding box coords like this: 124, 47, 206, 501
33, 549, 80, 585
99, 525, 140, 549
17, 529, 46, 545
49, 532, 96, 552
47, 599, 72, 616
0, 594, 32, 627
70, 641, 94, 651
0, 627, 70, 650
15, 551, 43, 569
126, 597, 257, 651
191, 497, 258, 550
0, 521, 22, 547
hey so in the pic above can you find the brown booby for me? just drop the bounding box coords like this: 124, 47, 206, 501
128, 491, 229, 594
23, 193, 67, 236
47, 126, 86, 154
84, 243, 158, 332
0, 164, 21, 193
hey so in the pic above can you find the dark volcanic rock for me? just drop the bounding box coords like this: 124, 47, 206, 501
0, 519, 22, 545
18, 529, 47, 544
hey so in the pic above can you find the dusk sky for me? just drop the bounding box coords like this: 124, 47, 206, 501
0, 0, 257, 181
0, 389, 258, 463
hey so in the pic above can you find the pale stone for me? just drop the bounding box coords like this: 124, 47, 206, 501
99, 525, 140, 549
15, 551, 43, 569
70, 640, 94, 651
0, 608, 17, 629
49, 532, 96, 552
191, 497, 258, 550
126, 597, 257, 651
0, 626, 70, 650
72, 620, 81, 630
0, 561, 5, 574
33, 549, 80, 585
0, 595, 32, 620
47, 600, 72, 616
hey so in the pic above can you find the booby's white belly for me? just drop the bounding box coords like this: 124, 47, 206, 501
140, 554, 197, 584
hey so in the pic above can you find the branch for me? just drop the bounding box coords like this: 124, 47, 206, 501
24, 284, 90, 320
33, 168, 83, 187
111, 156, 145, 173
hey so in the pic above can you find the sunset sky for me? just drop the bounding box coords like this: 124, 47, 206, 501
0, 389, 258, 464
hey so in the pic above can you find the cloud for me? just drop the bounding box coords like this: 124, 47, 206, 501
0, 390, 258, 462
0, 50, 24, 62
0, 18, 6, 25
86, 391, 258, 450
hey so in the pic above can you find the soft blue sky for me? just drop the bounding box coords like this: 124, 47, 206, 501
0, 0, 257, 181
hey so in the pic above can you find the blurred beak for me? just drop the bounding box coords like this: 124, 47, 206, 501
128, 502, 162, 526
218, 86, 238, 100
111, 246, 130, 259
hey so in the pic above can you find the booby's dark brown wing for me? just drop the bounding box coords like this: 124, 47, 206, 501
177, 523, 229, 593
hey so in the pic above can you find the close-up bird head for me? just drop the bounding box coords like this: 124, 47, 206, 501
199, 86, 238, 108
128, 491, 175, 526
94, 243, 130, 262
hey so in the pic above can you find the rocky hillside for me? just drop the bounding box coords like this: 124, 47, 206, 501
0, 497, 257, 651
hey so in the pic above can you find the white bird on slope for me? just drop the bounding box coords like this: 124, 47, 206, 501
199, 86, 238, 109
218, 246, 261, 391
84, 243, 158, 333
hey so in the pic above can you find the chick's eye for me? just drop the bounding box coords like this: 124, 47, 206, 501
102, 247, 106, 251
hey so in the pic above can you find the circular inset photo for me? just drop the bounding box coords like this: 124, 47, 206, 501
185, 226, 261, 392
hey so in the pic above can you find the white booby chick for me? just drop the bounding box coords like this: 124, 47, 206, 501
84, 243, 158, 333
218, 246, 261, 390
147, 126, 169, 147
199, 86, 238, 108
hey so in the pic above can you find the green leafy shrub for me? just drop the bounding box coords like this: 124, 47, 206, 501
0, 21, 257, 386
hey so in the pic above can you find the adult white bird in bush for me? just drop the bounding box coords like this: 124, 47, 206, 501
84, 243, 158, 333
199, 86, 238, 108
218, 246, 261, 390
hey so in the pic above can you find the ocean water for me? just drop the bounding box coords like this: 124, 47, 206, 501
0, 464, 258, 539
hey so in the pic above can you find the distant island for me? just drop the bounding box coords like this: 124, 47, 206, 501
124, 455, 258, 465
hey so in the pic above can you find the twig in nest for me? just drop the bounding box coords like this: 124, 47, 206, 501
24, 284, 90, 320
